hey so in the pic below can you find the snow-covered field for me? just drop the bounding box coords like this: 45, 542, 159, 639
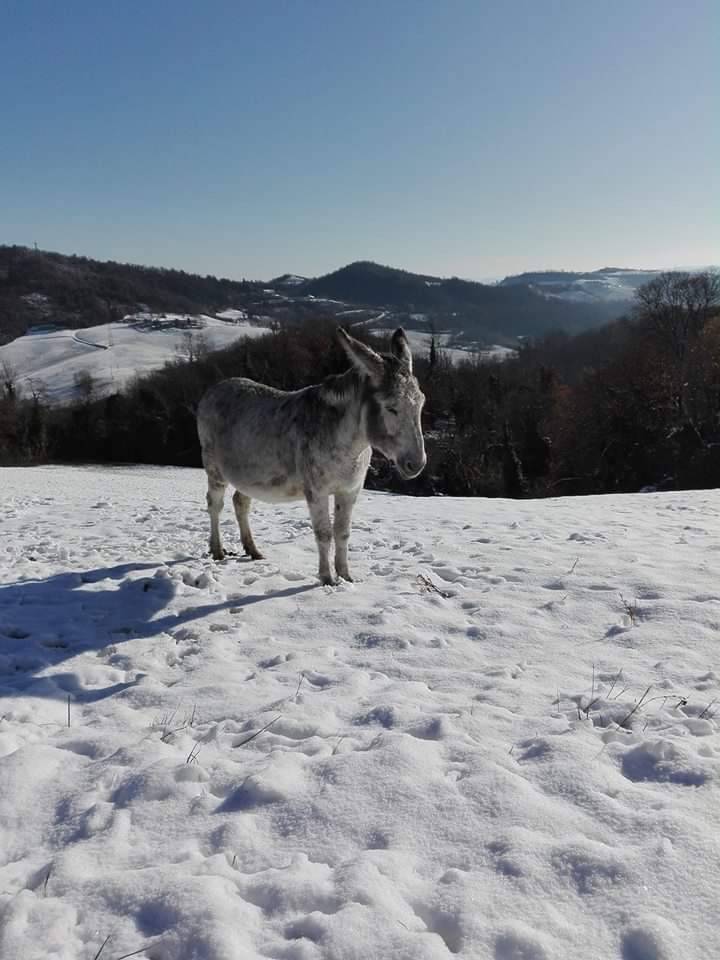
1, 465, 719, 960
0, 315, 271, 404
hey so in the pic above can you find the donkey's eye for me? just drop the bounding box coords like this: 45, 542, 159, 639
387, 407, 399, 416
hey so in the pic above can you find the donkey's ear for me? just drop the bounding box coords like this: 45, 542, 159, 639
337, 328, 385, 384
390, 327, 413, 372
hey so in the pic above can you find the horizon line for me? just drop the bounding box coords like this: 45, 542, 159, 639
2, 240, 717, 286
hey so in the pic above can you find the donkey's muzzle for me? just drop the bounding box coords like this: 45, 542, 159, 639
398, 455, 427, 480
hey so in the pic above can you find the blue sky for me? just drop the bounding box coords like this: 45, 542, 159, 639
1, 0, 717, 281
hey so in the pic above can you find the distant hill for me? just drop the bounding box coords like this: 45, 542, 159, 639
1, 247, 649, 351
499, 267, 663, 304
298, 260, 628, 338
0, 246, 263, 346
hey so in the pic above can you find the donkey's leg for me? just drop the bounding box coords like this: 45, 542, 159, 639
232, 491, 264, 560
306, 492, 334, 585
334, 488, 360, 582
206, 476, 227, 561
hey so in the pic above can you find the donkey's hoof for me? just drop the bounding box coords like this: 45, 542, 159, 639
320, 574, 338, 586
211, 548, 226, 561
337, 571, 354, 582
245, 550, 265, 561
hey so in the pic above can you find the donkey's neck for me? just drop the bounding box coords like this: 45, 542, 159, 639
317, 368, 371, 456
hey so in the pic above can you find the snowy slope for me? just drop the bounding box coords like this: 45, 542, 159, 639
1, 466, 719, 960
499, 269, 660, 304
0, 315, 271, 404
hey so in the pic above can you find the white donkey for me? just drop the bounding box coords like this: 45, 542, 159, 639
196, 327, 426, 584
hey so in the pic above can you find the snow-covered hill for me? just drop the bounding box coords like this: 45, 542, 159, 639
0, 314, 272, 404
1, 466, 718, 959
499, 268, 664, 304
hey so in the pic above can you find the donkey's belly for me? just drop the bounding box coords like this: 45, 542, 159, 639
238, 478, 306, 503
217, 454, 305, 503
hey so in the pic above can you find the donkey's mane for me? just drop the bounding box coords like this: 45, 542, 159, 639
318, 354, 405, 406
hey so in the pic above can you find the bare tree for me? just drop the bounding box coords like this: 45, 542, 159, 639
177, 331, 209, 363
635, 271, 720, 423
73, 369, 96, 404
0, 359, 18, 401
635, 271, 720, 365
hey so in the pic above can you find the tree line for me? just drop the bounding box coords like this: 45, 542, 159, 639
1, 272, 718, 499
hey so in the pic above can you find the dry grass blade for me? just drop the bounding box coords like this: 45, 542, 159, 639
618, 592, 639, 625
292, 674, 305, 701
416, 572, 451, 599
699, 698, 717, 719
233, 715, 282, 748
605, 669, 622, 700
93, 935, 112, 960
161, 725, 186, 743
619, 685, 652, 727
582, 664, 596, 715
112, 943, 163, 960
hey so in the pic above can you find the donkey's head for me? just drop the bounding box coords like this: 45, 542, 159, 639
338, 327, 426, 479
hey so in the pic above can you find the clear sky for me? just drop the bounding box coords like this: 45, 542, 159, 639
2, 0, 717, 281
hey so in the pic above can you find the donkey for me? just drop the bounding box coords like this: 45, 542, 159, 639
196, 327, 426, 584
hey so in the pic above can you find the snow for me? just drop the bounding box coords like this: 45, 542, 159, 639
0, 315, 272, 404
522, 270, 661, 305
1, 464, 719, 959
478, 344, 516, 362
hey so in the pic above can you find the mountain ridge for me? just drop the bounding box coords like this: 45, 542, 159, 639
0, 245, 686, 349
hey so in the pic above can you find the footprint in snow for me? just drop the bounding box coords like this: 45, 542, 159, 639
550, 842, 626, 895
366, 829, 390, 849
621, 923, 676, 960
258, 653, 294, 669
412, 902, 464, 954
494, 929, 548, 960
620, 739, 710, 786
694, 670, 718, 690
302, 670, 332, 688
430, 565, 462, 583
354, 632, 410, 650
515, 737, 552, 762
407, 716, 452, 740
487, 840, 523, 879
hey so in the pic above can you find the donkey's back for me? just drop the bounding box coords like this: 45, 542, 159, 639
197, 377, 307, 503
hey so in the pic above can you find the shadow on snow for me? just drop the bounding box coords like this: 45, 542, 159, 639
0, 558, 314, 702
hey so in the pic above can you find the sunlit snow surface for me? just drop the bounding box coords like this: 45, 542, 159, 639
1, 465, 719, 959
0, 315, 271, 404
